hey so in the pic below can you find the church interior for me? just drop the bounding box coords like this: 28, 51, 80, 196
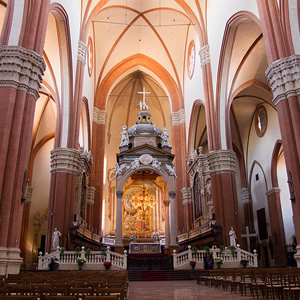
0, 0, 300, 278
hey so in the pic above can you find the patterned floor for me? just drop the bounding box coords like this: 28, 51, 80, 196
127, 280, 254, 300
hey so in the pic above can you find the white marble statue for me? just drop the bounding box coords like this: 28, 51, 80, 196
152, 158, 161, 170
161, 127, 170, 147
114, 162, 127, 177
52, 228, 62, 249
120, 125, 129, 146
166, 164, 176, 177
131, 158, 140, 170
229, 226, 237, 247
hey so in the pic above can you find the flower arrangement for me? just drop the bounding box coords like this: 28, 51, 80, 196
76, 257, 86, 270
189, 261, 196, 269
104, 261, 111, 270
240, 259, 249, 268
214, 257, 223, 268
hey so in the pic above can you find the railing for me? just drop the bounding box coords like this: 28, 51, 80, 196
38, 246, 127, 270
173, 245, 258, 270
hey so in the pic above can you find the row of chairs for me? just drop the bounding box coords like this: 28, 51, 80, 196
196, 268, 300, 299
0, 270, 128, 300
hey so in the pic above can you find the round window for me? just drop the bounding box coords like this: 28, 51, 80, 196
255, 105, 268, 137
187, 40, 195, 79
87, 37, 93, 77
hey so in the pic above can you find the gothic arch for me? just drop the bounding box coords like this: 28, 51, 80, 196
187, 99, 206, 154
95, 54, 184, 112
215, 11, 262, 150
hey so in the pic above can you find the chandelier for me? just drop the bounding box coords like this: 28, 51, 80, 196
130, 186, 158, 220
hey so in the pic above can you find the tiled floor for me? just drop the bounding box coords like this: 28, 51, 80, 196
127, 280, 254, 300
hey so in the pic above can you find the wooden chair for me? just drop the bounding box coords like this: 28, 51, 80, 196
41, 296, 79, 300
251, 270, 266, 299
2, 297, 38, 300
96, 287, 125, 300
83, 296, 119, 300
69, 287, 94, 297
282, 272, 300, 300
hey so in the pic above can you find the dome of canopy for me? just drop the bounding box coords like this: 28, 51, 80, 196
128, 110, 162, 136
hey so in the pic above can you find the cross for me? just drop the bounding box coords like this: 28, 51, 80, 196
137, 87, 150, 111
241, 226, 257, 252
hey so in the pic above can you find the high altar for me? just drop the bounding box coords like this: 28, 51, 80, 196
109, 88, 178, 252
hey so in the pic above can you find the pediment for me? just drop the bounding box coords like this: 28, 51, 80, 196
118, 144, 173, 157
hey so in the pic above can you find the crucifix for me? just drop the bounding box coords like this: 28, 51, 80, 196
241, 226, 257, 252
137, 87, 150, 111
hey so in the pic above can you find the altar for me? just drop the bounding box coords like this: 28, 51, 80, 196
129, 243, 161, 254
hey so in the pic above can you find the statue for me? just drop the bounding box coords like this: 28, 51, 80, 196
206, 179, 212, 202
152, 158, 161, 170
131, 158, 140, 170
161, 127, 170, 147
52, 228, 62, 249
120, 125, 129, 147
229, 226, 237, 247
166, 164, 176, 177
114, 162, 127, 177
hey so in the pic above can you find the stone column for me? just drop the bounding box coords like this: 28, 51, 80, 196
169, 191, 177, 246
115, 191, 124, 248
181, 187, 193, 232
86, 186, 96, 226
266, 188, 286, 265
46, 148, 81, 252
207, 150, 240, 246
163, 199, 170, 249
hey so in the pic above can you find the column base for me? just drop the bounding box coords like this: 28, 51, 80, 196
0, 247, 23, 275
294, 245, 300, 268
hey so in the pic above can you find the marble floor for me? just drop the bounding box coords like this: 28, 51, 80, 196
127, 280, 254, 300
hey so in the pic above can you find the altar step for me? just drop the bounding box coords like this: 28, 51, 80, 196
128, 270, 196, 281
127, 254, 173, 270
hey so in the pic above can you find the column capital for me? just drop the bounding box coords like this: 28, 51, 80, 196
207, 150, 236, 175
77, 40, 87, 64
170, 109, 185, 126
50, 148, 82, 175
86, 186, 96, 205
266, 187, 281, 196
169, 191, 176, 198
116, 190, 123, 198
240, 188, 252, 205
163, 199, 170, 206
93, 107, 107, 125
265, 54, 300, 106
181, 187, 192, 205
199, 44, 210, 67
0, 45, 46, 101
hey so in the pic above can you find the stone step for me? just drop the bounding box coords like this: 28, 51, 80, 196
128, 270, 196, 281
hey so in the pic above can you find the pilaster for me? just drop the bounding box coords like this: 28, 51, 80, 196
86, 186, 96, 225
115, 191, 124, 247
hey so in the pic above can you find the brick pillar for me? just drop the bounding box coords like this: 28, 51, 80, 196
258, 0, 300, 268
90, 108, 106, 234
46, 148, 81, 252
181, 187, 193, 232
240, 188, 256, 251
170, 109, 188, 233
0, 47, 46, 276
207, 150, 240, 246
266, 188, 286, 265
20, 186, 33, 261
